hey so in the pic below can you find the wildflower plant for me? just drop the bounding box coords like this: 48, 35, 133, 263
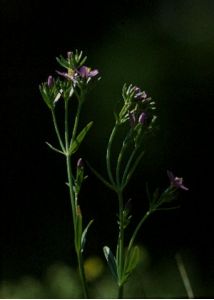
39, 50, 188, 298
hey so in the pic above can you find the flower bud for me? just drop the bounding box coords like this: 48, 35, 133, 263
138, 112, 146, 125
77, 158, 84, 169
47, 75, 54, 87
67, 51, 73, 59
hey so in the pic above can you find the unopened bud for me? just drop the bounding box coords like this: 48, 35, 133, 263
138, 112, 147, 125
47, 75, 54, 87
77, 158, 84, 169
67, 51, 73, 59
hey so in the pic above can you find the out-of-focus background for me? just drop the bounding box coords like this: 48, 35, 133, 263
1, 0, 214, 297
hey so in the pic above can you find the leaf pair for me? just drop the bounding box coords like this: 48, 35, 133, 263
69, 122, 93, 156
103, 245, 140, 285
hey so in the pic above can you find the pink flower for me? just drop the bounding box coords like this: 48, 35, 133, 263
167, 171, 189, 191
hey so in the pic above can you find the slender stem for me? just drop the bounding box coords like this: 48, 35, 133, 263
106, 124, 118, 185
115, 130, 131, 187
117, 189, 125, 299
51, 109, 65, 153
175, 254, 194, 299
128, 210, 151, 252
66, 154, 76, 226
122, 150, 144, 189
78, 253, 89, 298
71, 99, 82, 146
116, 144, 126, 187
64, 99, 89, 298
118, 285, 124, 299
64, 99, 77, 227
86, 160, 116, 191
121, 147, 138, 187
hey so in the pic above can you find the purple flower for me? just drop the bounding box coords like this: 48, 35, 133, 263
56, 70, 76, 81
133, 86, 147, 101
138, 112, 147, 125
77, 158, 84, 169
47, 75, 54, 87
78, 66, 99, 78
167, 171, 189, 191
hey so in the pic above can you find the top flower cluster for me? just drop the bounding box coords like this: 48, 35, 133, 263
117, 83, 156, 131
56, 51, 99, 84
39, 50, 99, 109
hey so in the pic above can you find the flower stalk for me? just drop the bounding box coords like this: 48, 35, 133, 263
40, 50, 189, 299
39, 50, 99, 298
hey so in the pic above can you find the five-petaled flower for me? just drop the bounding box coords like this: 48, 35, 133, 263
78, 66, 99, 79
56, 66, 98, 84
167, 171, 189, 191
56, 69, 77, 81
133, 86, 147, 101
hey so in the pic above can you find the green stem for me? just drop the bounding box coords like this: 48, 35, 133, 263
118, 285, 124, 299
64, 99, 76, 223
77, 253, 89, 298
65, 154, 76, 227
116, 144, 126, 187
122, 150, 144, 189
51, 109, 65, 153
117, 189, 125, 299
86, 160, 116, 191
70, 99, 82, 146
128, 210, 151, 252
115, 130, 131, 187
106, 124, 118, 185
64, 99, 89, 298
121, 147, 138, 187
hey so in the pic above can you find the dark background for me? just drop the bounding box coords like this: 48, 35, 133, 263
1, 0, 214, 296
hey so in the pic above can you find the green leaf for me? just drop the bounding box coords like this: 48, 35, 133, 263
56, 55, 70, 69
45, 142, 64, 155
75, 165, 84, 195
69, 121, 93, 155
103, 246, 118, 281
81, 219, 94, 253
75, 207, 82, 252
124, 246, 140, 280
86, 160, 115, 191
39, 85, 53, 109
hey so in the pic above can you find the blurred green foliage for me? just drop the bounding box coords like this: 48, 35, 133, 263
0, 247, 205, 298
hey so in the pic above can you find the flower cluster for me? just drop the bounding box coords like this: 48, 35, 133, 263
118, 84, 156, 128
39, 50, 99, 109
56, 51, 99, 88
114, 84, 157, 149
39, 76, 62, 109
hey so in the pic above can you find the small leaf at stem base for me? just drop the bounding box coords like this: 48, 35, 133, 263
103, 246, 118, 281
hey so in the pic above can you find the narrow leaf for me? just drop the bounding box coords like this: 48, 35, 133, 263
125, 246, 140, 278
103, 246, 118, 281
75, 206, 82, 252
123, 151, 144, 188
39, 86, 52, 109
86, 160, 115, 191
81, 219, 94, 253
45, 142, 64, 155
69, 121, 93, 155
56, 56, 70, 69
